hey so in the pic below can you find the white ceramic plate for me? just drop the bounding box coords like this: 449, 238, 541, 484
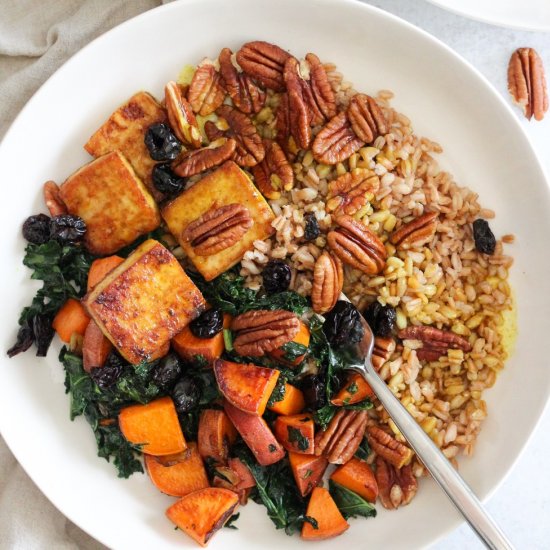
425, 0, 550, 31
1, 0, 549, 548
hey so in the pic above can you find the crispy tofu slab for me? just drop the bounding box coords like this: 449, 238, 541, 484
83, 239, 206, 364
59, 151, 161, 256
162, 161, 275, 281
84, 91, 165, 197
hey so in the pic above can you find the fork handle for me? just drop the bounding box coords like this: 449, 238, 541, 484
357, 363, 514, 550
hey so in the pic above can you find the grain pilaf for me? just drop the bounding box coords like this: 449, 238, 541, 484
11, 40, 514, 543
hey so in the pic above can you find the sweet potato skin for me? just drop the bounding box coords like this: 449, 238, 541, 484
224, 400, 285, 466
301, 487, 349, 540
82, 320, 112, 372
268, 383, 305, 415
330, 457, 378, 502
172, 314, 230, 365
214, 359, 280, 415
273, 413, 315, 455
198, 409, 237, 463
119, 396, 186, 456
331, 372, 374, 406
289, 452, 328, 497
166, 487, 239, 547
270, 320, 310, 366
145, 442, 209, 497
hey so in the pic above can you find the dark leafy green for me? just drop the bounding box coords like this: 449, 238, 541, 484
267, 375, 286, 407
281, 341, 308, 363
329, 480, 377, 520
188, 269, 308, 316
225, 513, 240, 529
287, 426, 310, 452
354, 438, 371, 461
234, 444, 310, 535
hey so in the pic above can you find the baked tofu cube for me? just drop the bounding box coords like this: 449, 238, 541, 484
59, 151, 160, 256
83, 239, 206, 364
84, 91, 166, 198
162, 161, 275, 281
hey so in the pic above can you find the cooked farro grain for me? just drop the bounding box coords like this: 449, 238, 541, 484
237, 57, 515, 474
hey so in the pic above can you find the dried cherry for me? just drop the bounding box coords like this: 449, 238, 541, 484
190, 309, 223, 339
22, 214, 51, 245
144, 122, 182, 161
473, 219, 496, 255
49, 215, 86, 244
304, 212, 320, 241
262, 260, 291, 293
7, 319, 34, 357
172, 376, 201, 414
90, 353, 125, 390
323, 300, 364, 347
364, 301, 396, 337
152, 163, 186, 195
152, 353, 183, 390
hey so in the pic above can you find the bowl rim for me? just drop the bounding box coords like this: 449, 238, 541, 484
1, 0, 549, 548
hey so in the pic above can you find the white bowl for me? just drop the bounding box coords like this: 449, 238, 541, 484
425, 0, 550, 32
1, 0, 549, 548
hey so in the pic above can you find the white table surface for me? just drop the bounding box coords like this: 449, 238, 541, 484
361, 1, 550, 549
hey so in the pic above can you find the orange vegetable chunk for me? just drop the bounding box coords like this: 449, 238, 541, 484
214, 359, 279, 415
330, 457, 378, 502
52, 298, 91, 343
331, 372, 374, 406
166, 487, 239, 547
228, 457, 256, 490
274, 413, 315, 455
224, 400, 285, 466
87, 255, 124, 290
197, 409, 238, 463
172, 314, 230, 365
82, 320, 112, 372
145, 442, 209, 497
301, 487, 349, 540
270, 320, 310, 366
289, 452, 328, 497
119, 396, 186, 456
268, 383, 305, 415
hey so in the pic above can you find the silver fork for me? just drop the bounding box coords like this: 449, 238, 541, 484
339, 294, 513, 550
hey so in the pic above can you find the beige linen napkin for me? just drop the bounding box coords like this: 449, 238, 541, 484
0, 2, 168, 548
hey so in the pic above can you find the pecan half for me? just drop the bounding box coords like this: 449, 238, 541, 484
182, 203, 253, 256
347, 94, 388, 143
326, 168, 380, 216
312, 112, 364, 165
231, 309, 300, 356
275, 93, 291, 148
251, 138, 294, 199
508, 47, 548, 121
236, 41, 293, 92
314, 409, 368, 464
216, 105, 265, 167
398, 325, 472, 361
283, 55, 336, 148
372, 336, 396, 370
390, 211, 438, 249
306, 53, 337, 122
172, 138, 236, 177
43, 181, 67, 216
187, 62, 226, 116
311, 251, 343, 314
375, 456, 418, 510
367, 425, 413, 469
328, 214, 387, 274
165, 81, 202, 148
219, 47, 266, 114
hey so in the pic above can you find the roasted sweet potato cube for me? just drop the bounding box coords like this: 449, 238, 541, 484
166, 487, 239, 547
197, 409, 238, 463
214, 359, 279, 415
224, 400, 285, 466
301, 487, 349, 540
330, 456, 378, 502
289, 452, 328, 497
162, 160, 275, 281
82, 320, 112, 372
84, 91, 166, 198
145, 442, 209, 497
331, 372, 374, 406
172, 314, 230, 365
59, 151, 160, 255
274, 413, 315, 455
83, 239, 206, 364
119, 396, 186, 456
270, 321, 310, 366
228, 458, 256, 490
268, 383, 305, 415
